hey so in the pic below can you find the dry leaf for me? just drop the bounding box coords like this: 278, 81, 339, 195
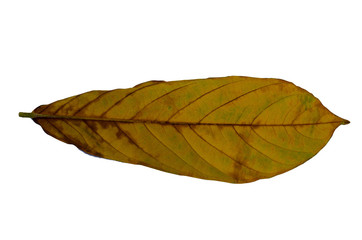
19, 76, 349, 183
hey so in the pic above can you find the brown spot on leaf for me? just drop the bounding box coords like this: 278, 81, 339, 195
116, 127, 124, 139
63, 105, 75, 115
99, 121, 112, 129
85, 120, 98, 132
72, 120, 82, 127
92, 151, 104, 158
80, 146, 104, 158
232, 161, 242, 183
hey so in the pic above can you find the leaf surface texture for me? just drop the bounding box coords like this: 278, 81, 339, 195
23, 76, 349, 183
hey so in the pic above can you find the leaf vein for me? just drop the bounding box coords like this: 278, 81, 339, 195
251, 126, 310, 154
232, 126, 293, 166
167, 80, 240, 121
100, 81, 163, 117
250, 93, 301, 125
199, 82, 287, 123
73, 91, 109, 116
114, 122, 183, 174
46, 120, 73, 143
292, 126, 318, 140
143, 123, 208, 178
171, 124, 234, 181
83, 120, 133, 161
131, 83, 194, 119
63, 120, 89, 146
190, 126, 264, 179
52, 94, 82, 115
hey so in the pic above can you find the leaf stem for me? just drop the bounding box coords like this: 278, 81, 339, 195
19, 112, 36, 118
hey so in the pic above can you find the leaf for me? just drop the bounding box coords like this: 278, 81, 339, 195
19, 76, 349, 183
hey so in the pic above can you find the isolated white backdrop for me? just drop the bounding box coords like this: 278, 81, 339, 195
1, 1, 361, 239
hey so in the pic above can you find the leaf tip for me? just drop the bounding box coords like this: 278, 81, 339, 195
342, 119, 350, 125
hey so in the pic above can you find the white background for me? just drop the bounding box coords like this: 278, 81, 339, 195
1, 1, 361, 239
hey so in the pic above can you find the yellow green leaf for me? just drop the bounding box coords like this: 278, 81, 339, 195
19, 76, 349, 183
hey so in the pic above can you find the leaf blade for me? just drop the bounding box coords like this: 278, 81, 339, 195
20, 76, 349, 183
